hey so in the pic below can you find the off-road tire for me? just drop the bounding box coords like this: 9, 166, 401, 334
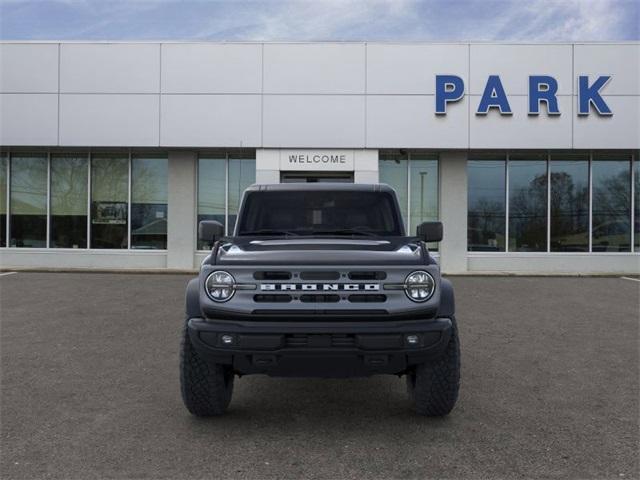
180, 321, 234, 416
406, 317, 460, 416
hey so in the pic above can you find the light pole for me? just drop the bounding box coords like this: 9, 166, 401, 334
419, 171, 427, 224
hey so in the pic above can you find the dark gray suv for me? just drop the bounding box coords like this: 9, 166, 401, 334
181, 183, 460, 416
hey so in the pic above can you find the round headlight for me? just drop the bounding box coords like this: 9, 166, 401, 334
404, 270, 435, 302
205, 271, 236, 302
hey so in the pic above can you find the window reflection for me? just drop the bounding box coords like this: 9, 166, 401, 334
468, 158, 506, 251
409, 154, 438, 249
198, 156, 226, 250
197, 152, 257, 249
0, 155, 6, 247
550, 155, 589, 252
228, 153, 256, 234
10, 154, 47, 248
379, 151, 408, 229
592, 155, 631, 252
91, 155, 128, 249
508, 155, 547, 252
131, 156, 168, 249
50, 155, 88, 248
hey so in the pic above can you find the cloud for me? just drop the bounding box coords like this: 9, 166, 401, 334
0, 0, 637, 41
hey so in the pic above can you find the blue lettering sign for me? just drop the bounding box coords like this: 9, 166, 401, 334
529, 75, 560, 115
435, 75, 465, 115
578, 75, 612, 116
476, 75, 512, 115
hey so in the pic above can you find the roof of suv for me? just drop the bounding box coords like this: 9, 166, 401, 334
246, 183, 396, 192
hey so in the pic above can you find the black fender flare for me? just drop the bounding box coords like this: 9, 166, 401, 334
185, 277, 201, 319
437, 277, 455, 318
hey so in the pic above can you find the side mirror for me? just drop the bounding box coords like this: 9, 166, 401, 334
198, 220, 225, 245
416, 221, 443, 243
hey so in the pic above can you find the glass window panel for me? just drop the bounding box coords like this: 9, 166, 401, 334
409, 155, 438, 232
409, 154, 438, 250
10, 154, 47, 248
91, 155, 128, 249
228, 154, 256, 234
0, 154, 7, 247
198, 157, 226, 250
635, 156, 639, 251
508, 154, 548, 252
549, 155, 589, 252
131, 155, 168, 249
592, 154, 631, 252
468, 159, 506, 251
50, 154, 88, 248
379, 151, 408, 230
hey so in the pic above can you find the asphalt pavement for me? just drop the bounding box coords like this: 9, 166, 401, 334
1, 273, 638, 479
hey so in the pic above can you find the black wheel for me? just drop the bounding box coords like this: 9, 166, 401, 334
180, 321, 234, 416
406, 317, 460, 416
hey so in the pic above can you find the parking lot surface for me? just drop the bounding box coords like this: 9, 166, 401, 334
1, 273, 638, 480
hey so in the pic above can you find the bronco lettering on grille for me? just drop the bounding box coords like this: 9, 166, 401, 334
260, 283, 379, 291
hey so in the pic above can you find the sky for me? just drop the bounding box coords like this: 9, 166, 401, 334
0, 0, 638, 42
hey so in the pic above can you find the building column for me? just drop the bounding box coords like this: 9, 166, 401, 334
167, 150, 197, 270
354, 149, 379, 183
438, 151, 468, 274
255, 149, 280, 183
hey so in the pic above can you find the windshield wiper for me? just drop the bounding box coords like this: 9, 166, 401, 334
312, 228, 377, 237
239, 229, 300, 236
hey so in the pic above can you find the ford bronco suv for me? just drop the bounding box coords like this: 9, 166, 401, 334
181, 183, 460, 416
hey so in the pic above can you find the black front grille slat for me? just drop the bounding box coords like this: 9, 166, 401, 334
252, 309, 388, 316
253, 271, 291, 280
285, 335, 308, 347
285, 334, 356, 348
348, 294, 387, 303
300, 271, 340, 280
300, 294, 340, 303
348, 271, 387, 280
253, 294, 292, 303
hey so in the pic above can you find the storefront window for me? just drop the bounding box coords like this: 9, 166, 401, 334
0, 154, 7, 247
592, 154, 631, 252
131, 155, 168, 249
228, 153, 256, 234
10, 154, 47, 248
91, 154, 128, 249
409, 154, 438, 235
50, 154, 88, 248
197, 151, 257, 249
468, 157, 506, 251
549, 154, 589, 252
379, 151, 408, 227
508, 154, 547, 252
198, 156, 226, 250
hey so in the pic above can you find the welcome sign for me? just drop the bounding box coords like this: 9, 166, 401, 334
279, 150, 355, 171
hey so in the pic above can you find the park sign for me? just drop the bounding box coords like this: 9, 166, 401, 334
435, 75, 613, 116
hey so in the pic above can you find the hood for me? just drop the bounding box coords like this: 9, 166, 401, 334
214, 237, 425, 266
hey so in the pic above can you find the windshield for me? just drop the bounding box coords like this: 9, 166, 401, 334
236, 190, 404, 236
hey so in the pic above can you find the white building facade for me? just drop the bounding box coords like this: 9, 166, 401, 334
0, 41, 638, 273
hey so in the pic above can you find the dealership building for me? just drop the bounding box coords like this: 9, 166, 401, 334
0, 41, 638, 273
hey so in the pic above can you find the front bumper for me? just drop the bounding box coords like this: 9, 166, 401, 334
187, 317, 452, 377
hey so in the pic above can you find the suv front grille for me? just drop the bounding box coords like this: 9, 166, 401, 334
244, 268, 405, 317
